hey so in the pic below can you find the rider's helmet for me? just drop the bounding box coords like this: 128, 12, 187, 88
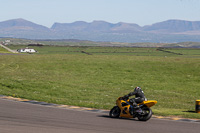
134, 86, 141, 91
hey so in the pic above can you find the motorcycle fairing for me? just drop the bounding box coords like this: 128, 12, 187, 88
139, 100, 157, 108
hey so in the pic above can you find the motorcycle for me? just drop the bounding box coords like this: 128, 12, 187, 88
109, 97, 157, 121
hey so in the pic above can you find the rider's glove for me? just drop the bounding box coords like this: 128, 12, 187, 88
123, 95, 129, 100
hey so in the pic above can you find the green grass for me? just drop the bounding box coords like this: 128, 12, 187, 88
1, 46, 200, 119
8, 45, 200, 57
0, 46, 11, 53
166, 48, 200, 56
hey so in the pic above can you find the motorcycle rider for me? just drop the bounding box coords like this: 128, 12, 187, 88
123, 86, 147, 114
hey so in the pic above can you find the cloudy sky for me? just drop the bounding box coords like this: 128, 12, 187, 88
1, 0, 200, 27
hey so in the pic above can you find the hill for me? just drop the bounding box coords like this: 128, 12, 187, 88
1, 19, 200, 43
0, 18, 54, 39
51, 21, 142, 33
143, 19, 200, 34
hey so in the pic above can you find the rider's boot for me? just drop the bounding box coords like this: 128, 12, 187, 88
132, 103, 142, 113
130, 103, 138, 115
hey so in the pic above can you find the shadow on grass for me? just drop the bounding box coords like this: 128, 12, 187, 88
182, 110, 196, 113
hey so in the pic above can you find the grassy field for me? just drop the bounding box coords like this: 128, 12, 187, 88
0, 45, 200, 119
0, 46, 11, 53
7, 45, 200, 57
1, 37, 200, 48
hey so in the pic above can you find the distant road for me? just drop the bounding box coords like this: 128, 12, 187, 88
0, 98, 199, 133
0, 53, 20, 55
0, 44, 18, 53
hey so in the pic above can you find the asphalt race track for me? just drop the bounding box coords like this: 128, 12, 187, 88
0, 98, 200, 133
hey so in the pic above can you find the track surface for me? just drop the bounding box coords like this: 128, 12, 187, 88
0, 98, 199, 133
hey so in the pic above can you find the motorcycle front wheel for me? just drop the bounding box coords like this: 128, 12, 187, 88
137, 107, 152, 121
109, 106, 120, 118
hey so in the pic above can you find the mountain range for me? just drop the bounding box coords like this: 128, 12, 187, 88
1, 18, 200, 43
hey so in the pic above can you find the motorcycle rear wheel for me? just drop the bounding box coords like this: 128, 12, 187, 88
137, 107, 152, 121
109, 106, 120, 118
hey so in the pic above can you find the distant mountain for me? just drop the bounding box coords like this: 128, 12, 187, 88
111, 22, 142, 32
51, 21, 141, 33
0, 18, 54, 39
1, 18, 200, 43
51, 21, 89, 31
0, 18, 49, 30
143, 19, 200, 34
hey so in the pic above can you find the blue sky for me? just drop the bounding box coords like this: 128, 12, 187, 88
1, 0, 200, 27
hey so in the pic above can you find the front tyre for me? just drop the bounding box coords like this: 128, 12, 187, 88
137, 107, 152, 121
109, 106, 120, 118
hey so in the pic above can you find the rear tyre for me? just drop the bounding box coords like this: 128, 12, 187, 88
137, 107, 152, 121
109, 106, 120, 118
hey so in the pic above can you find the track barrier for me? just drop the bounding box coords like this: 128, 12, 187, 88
196, 100, 200, 113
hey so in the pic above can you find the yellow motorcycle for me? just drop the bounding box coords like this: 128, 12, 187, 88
109, 97, 157, 121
